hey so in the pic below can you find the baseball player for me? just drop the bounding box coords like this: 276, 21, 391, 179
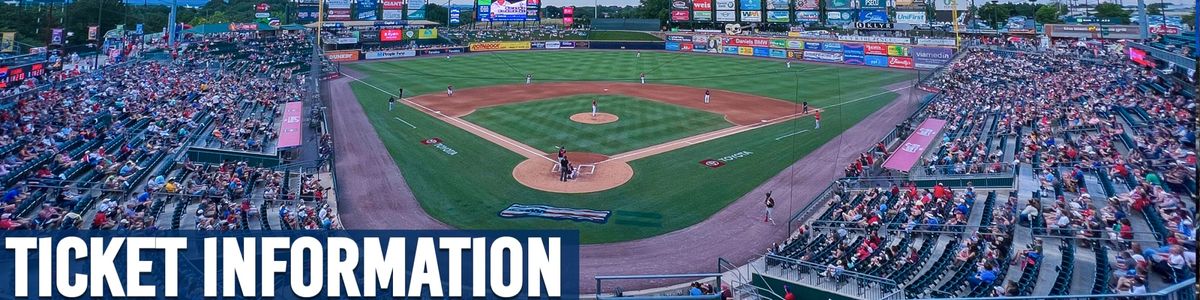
786, 60, 792, 68
802, 101, 809, 114
559, 156, 571, 182
388, 96, 395, 111
526, 73, 532, 84
446, 54, 451, 60
447, 85, 454, 97
704, 89, 711, 104
764, 192, 776, 224
556, 145, 567, 160
591, 99, 598, 117
640, 73, 646, 84
814, 110, 821, 129
636, 51, 641, 58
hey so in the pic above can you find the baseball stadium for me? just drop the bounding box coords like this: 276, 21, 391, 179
0, 0, 1196, 298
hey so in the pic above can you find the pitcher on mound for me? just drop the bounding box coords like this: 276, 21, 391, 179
592, 99, 598, 117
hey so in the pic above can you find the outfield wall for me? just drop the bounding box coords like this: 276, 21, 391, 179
663, 34, 956, 70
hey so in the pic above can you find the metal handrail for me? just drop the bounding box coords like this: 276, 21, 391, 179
922, 277, 1196, 300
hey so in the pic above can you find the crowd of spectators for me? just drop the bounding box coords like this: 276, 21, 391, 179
0, 32, 339, 232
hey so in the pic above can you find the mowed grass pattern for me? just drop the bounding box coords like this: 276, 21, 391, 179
463, 95, 731, 155
345, 51, 914, 243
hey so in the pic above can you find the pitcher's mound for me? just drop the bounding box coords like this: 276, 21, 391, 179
513, 152, 633, 193
570, 113, 619, 124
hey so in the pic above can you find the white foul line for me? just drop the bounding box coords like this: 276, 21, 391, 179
772, 129, 811, 141
341, 72, 552, 162
393, 117, 417, 129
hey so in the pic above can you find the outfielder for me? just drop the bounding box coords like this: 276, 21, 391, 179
388, 96, 395, 111
526, 73, 532, 84
636, 51, 641, 58
447, 85, 454, 97
704, 89, 711, 104
787, 60, 792, 68
640, 73, 646, 84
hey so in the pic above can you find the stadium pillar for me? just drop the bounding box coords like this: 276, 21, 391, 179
1135, 0, 1148, 40
167, 0, 177, 52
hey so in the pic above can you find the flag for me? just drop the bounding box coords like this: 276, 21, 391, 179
88, 26, 99, 41
0, 32, 14, 53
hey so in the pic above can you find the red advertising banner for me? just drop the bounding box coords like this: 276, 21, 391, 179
881, 118, 947, 172
277, 102, 304, 148
864, 43, 887, 55
681, 43, 694, 51
380, 29, 404, 41
721, 37, 772, 47
671, 10, 690, 21
324, 50, 361, 62
563, 6, 574, 15
693, 0, 713, 10
888, 56, 913, 69
382, 0, 405, 9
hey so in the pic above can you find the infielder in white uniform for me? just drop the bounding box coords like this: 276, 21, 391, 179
704, 89, 710, 104
526, 73, 532, 84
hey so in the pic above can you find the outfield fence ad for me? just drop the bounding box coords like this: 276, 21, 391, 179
663, 34, 955, 70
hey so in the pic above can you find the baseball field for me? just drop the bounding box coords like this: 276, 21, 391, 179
338, 50, 915, 243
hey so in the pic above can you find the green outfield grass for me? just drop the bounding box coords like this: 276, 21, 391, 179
462, 94, 731, 155
585, 30, 663, 41
345, 50, 913, 243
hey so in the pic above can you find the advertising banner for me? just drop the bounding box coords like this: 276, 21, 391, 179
297, 5, 320, 22
531, 41, 545, 48
1044, 24, 1144, 40
665, 41, 681, 51
407, 10, 425, 19
859, 0, 885, 9
821, 42, 843, 52
694, 0, 713, 10
357, 0, 378, 20
382, 9, 404, 19
408, 0, 425, 9
324, 50, 361, 62
839, 35, 909, 44
478, 0, 530, 21
667, 34, 693, 42
769, 48, 788, 58
716, 11, 736, 21
881, 118, 946, 171
916, 38, 956, 46
672, 10, 691, 21
416, 28, 437, 39
327, 9, 352, 20
278, 102, 304, 148
911, 46, 953, 69
327, 0, 351, 9
693, 35, 710, 46
887, 44, 908, 56
933, 0, 967, 11
470, 41, 532, 51
723, 37, 771, 47
740, 11, 762, 22
723, 45, 739, 54
752, 47, 771, 57
858, 9, 888, 23
766, 0, 788, 9
786, 39, 803, 49
864, 43, 887, 55
803, 41, 822, 50
864, 54, 888, 67
843, 53, 864, 65
560, 41, 576, 48
695, 11, 713, 21
826, 10, 853, 24
740, 0, 762, 10
842, 43, 864, 56
0, 32, 13, 53
715, 0, 735, 10
738, 46, 754, 56
826, 0, 851, 10
795, 11, 820, 22
681, 43, 694, 51
803, 51, 842, 62
894, 0, 926, 10
692, 41, 708, 51
380, 29, 403, 41
88, 26, 98, 41
671, 0, 688, 9
896, 11, 927, 24
382, 0, 404, 9
360, 30, 380, 43
767, 11, 790, 22
770, 39, 787, 48
795, 0, 819, 10
789, 50, 803, 58
50, 28, 63, 45
887, 56, 914, 69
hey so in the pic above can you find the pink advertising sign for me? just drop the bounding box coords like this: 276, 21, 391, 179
277, 101, 304, 148
881, 118, 947, 172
